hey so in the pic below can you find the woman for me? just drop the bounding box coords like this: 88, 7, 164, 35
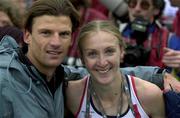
66, 20, 165, 118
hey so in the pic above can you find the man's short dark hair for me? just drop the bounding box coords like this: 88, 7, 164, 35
24, 0, 80, 33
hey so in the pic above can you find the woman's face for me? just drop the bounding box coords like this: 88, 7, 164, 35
81, 31, 123, 85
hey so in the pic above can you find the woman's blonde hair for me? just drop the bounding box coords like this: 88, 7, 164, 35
77, 20, 126, 55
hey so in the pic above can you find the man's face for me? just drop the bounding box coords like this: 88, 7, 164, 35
24, 15, 72, 74
128, 0, 159, 22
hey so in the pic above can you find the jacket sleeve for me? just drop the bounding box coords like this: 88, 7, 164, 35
0, 81, 14, 118
63, 65, 88, 81
63, 65, 165, 89
121, 66, 165, 89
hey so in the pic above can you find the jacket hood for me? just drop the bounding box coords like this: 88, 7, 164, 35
0, 36, 36, 94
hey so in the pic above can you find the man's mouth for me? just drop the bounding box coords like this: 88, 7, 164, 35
47, 50, 61, 55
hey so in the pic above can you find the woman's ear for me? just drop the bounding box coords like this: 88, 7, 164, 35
120, 46, 125, 63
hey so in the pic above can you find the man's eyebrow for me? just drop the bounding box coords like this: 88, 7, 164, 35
59, 30, 72, 34
37, 29, 52, 33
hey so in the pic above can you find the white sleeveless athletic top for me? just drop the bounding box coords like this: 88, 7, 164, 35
75, 75, 150, 118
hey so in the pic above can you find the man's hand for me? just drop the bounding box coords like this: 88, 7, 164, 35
163, 48, 180, 68
164, 72, 180, 92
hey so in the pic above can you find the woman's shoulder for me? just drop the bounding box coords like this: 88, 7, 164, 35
66, 76, 88, 93
65, 76, 89, 114
133, 76, 162, 99
132, 76, 164, 116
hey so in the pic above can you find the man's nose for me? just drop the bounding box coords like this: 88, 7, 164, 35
50, 33, 61, 46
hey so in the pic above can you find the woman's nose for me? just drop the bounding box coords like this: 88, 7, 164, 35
97, 55, 108, 66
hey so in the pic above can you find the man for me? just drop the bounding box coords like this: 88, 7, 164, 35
0, 0, 79, 117
119, 0, 168, 67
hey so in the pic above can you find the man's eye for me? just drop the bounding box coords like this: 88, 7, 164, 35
59, 31, 71, 38
41, 31, 51, 36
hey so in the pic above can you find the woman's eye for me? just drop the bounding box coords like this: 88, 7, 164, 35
105, 49, 115, 55
87, 52, 97, 58
105, 49, 116, 56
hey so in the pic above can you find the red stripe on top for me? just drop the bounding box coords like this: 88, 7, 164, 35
131, 76, 151, 118
131, 76, 138, 97
75, 76, 89, 117
131, 76, 141, 118
133, 104, 141, 118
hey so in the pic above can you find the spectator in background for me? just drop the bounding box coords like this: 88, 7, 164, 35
163, 0, 180, 81
99, 0, 169, 68
0, 0, 22, 29
10, 0, 27, 16
64, 0, 108, 67
119, 0, 169, 67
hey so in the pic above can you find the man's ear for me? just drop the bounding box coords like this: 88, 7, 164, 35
23, 30, 31, 44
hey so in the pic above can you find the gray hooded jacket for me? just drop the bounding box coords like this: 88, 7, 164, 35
0, 36, 64, 118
